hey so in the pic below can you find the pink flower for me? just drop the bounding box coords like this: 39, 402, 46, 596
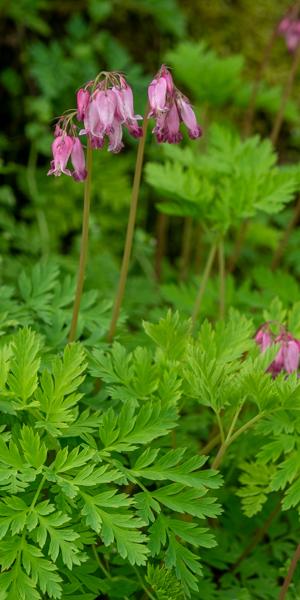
71, 137, 87, 181
108, 120, 124, 153
95, 90, 117, 134
81, 99, 105, 147
278, 18, 290, 33
278, 17, 300, 52
154, 102, 182, 144
148, 65, 202, 144
176, 97, 202, 140
148, 77, 168, 115
50, 71, 142, 169
283, 340, 300, 373
256, 323, 300, 377
113, 83, 142, 138
77, 88, 90, 121
161, 66, 174, 95
47, 135, 74, 177
255, 326, 273, 352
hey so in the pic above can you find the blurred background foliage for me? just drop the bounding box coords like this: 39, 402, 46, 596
1, 0, 300, 331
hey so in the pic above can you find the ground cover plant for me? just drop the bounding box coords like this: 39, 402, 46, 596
3, 1, 300, 598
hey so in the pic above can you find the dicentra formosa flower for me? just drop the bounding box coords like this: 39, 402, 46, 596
47, 134, 87, 181
148, 65, 202, 144
48, 71, 142, 181
48, 68, 203, 182
278, 16, 300, 52
255, 323, 300, 377
79, 72, 142, 151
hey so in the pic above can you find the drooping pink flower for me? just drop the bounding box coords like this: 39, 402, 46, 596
278, 17, 300, 52
255, 326, 273, 352
81, 98, 105, 148
49, 71, 143, 176
113, 83, 142, 138
71, 137, 87, 181
154, 102, 182, 144
283, 340, 300, 372
108, 120, 124, 154
176, 97, 202, 140
47, 135, 74, 177
256, 323, 300, 377
148, 77, 168, 115
95, 90, 117, 134
77, 88, 90, 121
161, 66, 174, 95
148, 65, 202, 144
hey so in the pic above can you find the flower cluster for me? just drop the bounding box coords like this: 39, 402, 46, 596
278, 16, 300, 52
48, 72, 142, 181
255, 323, 300, 377
148, 65, 202, 143
78, 72, 142, 151
48, 66, 203, 182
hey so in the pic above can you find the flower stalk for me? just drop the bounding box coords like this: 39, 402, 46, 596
278, 542, 300, 600
68, 140, 93, 343
107, 110, 149, 342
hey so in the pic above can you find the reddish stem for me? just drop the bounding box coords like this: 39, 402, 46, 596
278, 542, 300, 600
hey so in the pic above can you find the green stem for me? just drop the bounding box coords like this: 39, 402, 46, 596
218, 238, 225, 319
92, 544, 111, 579
229, 412, 264, 444
191, 242, 217, 332
29, 474, 46, 510
16, 474, 46, 569
225, 400, 245, 443
107, 110, 149, 343
270, 42, 300, 145
212, 411, 264, 470
132, 565, 156, 600
215, 410, 225, 445
68, 140, 93, 343
200, 433, 221, 455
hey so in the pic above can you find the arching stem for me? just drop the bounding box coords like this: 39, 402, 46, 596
68, 140, 93, 343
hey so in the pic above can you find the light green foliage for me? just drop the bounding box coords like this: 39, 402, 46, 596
146, 564, 185, 599
0, 261, 112, 347
0, 324, 224, 598
166, 41, 300, 121
145, 125, 298, 234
